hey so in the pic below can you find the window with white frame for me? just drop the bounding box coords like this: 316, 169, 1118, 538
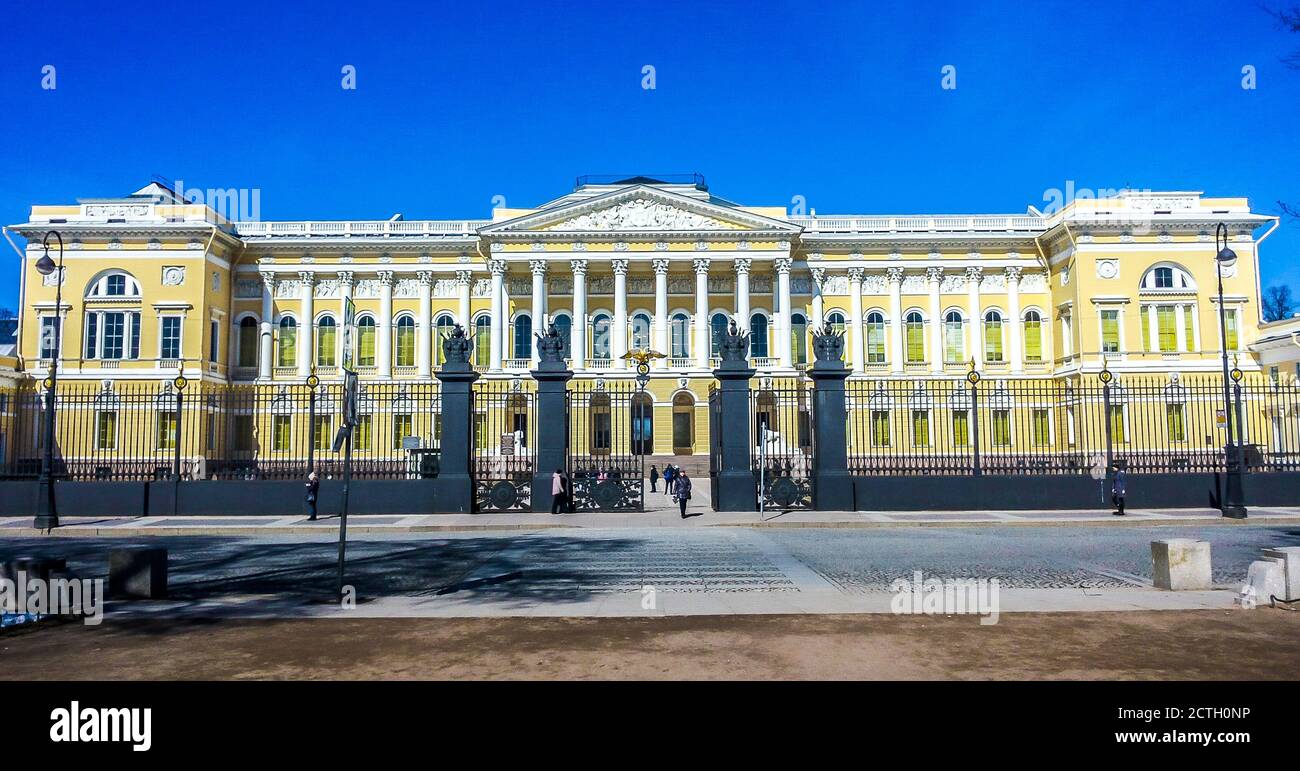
160, 316, 183, 360
39, 316, 60, 359
84, 310, 141, 360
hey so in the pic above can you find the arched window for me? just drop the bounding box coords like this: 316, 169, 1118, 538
866, 312, 886, 364
316, 316, 337, 366
631, 313, 651, 350
672, 392, 695, 453
277, 317, 297, 367
551, 315, 572, 358
512, 313, 532, 360
791, 313, 808, 364
670, 313, 690, 358
1023, 310, 1043, 362
357, 317, 376, 367
944, 311, 964, 364
591, 313, 611, 359
1141, 264, 1195, 291
826, 311, 847, 336
433, 315, 456, 366
710, 313, 729, 356
474, 316, 491, 367
750, 313, 769, 358
905, 312, 926, 363
984, 310, 1004, 363
86, 270, 141, 298
395, 316, 416, 367
237, 317, 258, 368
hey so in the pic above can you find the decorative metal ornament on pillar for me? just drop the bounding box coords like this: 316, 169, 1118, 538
530, 322, 575, 511
433, 324, 480, 513
808, 322, 854, 510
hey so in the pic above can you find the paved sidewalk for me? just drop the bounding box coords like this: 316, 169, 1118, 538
3, 506, 1298, 536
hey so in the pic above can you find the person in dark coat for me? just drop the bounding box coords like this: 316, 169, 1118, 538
674, 470, 693, 518
649, 465, 659, 492
305, 471, 320, 521
1111, 464, 1127, 516
662, 465, 675, 496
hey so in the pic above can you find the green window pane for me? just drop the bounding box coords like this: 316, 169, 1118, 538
952, 411, 969, 447
911, 410, 930, 447
1024, 320, 1042, 362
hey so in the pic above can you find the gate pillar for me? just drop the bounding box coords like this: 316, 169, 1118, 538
435, 325, 479, 513
808, 326, 854, 511
530, 326, 573, 512
712, 319, 758, 512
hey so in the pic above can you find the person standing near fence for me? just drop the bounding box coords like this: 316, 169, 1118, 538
305, 471, 320, 521
674, 469, 693, 518
1111, 464, 1127, 516
551, 468, 567, 515
649, 464, 659, 493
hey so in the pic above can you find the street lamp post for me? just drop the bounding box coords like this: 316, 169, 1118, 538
1214, 223, 1247, 519
32, 231, 65, 530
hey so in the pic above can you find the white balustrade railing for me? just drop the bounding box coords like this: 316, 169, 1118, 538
789, 214, 1045, 234
235, 220, 491, 238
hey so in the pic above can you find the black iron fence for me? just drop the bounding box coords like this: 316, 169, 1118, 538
0, 381, 443, 481
566, 380, 646, 511
845, 374, 1300, 476
471, 379, 534, 510
751, 380, 814, 508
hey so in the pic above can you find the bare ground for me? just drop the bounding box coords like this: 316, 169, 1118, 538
3, 609, 1299, 680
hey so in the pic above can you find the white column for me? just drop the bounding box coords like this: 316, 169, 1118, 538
848, 267, 864, 373
927, 267, 943, 374
376, 270, 393, 378
652, 258, 670, 368
571, 259, 587, 370
1147, 304, 1159, 352
489, 259, 505, 371
694, 258, 711, 368
455, 270, 472, 328
416, 271, 432, 379
338, 271, 354, 368
888, 267, 904, 374
611, 259, 629, 369
529, 259, 548, 366
734, 258, 752, 332
1006, 267, 1023, 373
965, 267, 982, 369
776, 257, 793, 368
298, 271, 315, 378
258, 274, 275, 379
809, 267, 825, 331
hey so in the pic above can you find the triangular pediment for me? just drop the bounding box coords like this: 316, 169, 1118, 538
480, 185, 798, 235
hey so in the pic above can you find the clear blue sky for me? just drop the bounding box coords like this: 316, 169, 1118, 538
2, 0, 1297, 311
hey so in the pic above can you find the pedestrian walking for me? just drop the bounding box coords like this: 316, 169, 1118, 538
649, 465, 659, 492
551, 468, 567, 515
674, 470, 693, 518
304, 471, 320, 521
1111, 464, 1127, 517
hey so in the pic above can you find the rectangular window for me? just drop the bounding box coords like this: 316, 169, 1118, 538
906, 324, 925, 363
96, 410, 117, 450
474, 413, 488, 450
866, 323, 886, 364
1032, 409, 1050, 447
272, 415, 292, 452
911, 409, 930, 447
992, 410, 1011, 447
1166, 404, 1186, 442
1224, 309, 1239, 351
1157, 305, 1177, 352
102, 312, 125, 359
1108, 405, 1126, 444
1141, 309, 1150, 351
313, 415, 332, 451
1101, 310, 1120, 354
39, 317, 60, 359
952, 410, 969, 447
358, 325, 375, 366
1024, 319, 1043, 362
353, 415, 372, 452
209, 320, 219, 363
871, 410, 891, 447
84, 313, 98, 358
317, 322, 336, 366
1183, 307, 1195, 352
233, 415, 254, 452
161, 317, 182, 359
944, 321, 964, 364
984, 320, 1003, 363
156, 410, 177, 450
392, 413, 413, 450
130, 312, 140, 359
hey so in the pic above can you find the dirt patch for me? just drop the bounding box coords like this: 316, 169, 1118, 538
3, 610, 1298, 680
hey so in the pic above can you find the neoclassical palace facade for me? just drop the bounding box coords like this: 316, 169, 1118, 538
6, 176, 1279, 458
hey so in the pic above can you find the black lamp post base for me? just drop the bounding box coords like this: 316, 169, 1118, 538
1220, 505, 1248, 520
33, 480, 59, 530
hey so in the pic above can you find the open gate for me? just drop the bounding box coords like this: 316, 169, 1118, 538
752, 379, 814, 510
472, 380, 534, 511
567, 380, 645, 511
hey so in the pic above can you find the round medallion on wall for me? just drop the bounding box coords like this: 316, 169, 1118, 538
1096, 260, 1118, 280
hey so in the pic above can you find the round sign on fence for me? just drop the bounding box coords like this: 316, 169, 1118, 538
593, 480, 624, 508
770, 477, 801, 508
488, 481, 519, 510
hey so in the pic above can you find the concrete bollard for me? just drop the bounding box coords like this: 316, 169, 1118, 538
1261, 547, 1300, 602
1151, 539, 1212, 591
108, 548, 168, 599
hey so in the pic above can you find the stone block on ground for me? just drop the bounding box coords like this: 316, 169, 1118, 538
108, 548, 168, 599
1261, 547, 1300, 601
1151, 539, 1211, 591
